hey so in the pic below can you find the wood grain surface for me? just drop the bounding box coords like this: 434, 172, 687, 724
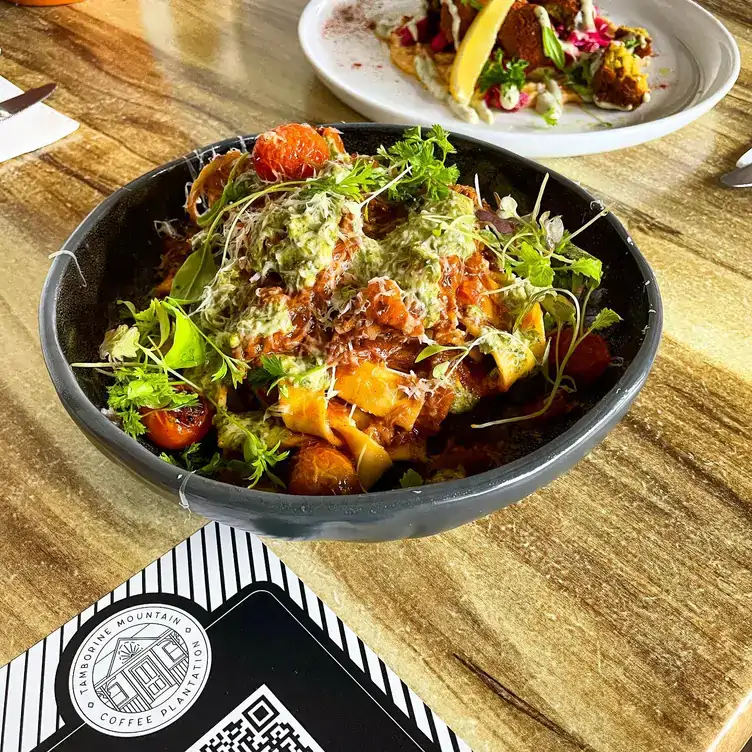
0, 1, 751, 750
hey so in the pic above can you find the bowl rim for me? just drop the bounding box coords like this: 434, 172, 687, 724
39, 123, 663, 522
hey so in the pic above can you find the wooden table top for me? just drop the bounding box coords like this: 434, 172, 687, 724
1, 1, 751, 750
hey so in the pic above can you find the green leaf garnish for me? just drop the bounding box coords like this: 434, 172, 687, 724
589, 308, 622, 331
163, 308, 206, 370
170, 247, 218, 302
415, 343, 463, 363
400, 469, 424, 488
247, 354, 289, 387
542, 27, 566, 70
107, 368, 198, 439
303, 158, 385, 200
567, 256, 602, 284
478, 51, 529, 94
100, 325, 140, 361
515, 241, 555, 287
376, 125, 460, 203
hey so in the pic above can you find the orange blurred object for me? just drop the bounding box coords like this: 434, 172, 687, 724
7, 0, 85, 5
252, 123, 329, 182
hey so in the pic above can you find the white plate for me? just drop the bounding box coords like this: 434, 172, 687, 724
299, 0, 740, 157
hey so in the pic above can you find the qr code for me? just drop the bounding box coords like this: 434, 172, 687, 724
186, 685, 324, 752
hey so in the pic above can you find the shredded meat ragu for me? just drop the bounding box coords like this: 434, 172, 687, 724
313, 236, 358, 299
363, 197, 408, 239
415, 385, 455, 435
344, 277, 425, 338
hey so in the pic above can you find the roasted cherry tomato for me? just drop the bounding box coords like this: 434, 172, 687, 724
289, 440, 359, 496
554, 328, 612, 384
522, 389, 572, 425
252, 123, 329, 182
141, 396, 214, 450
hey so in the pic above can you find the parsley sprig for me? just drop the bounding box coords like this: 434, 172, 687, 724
376, 125, 460, 203
302, 158, 385, 200
107, 368, 198, 438
478, 52, 529, 95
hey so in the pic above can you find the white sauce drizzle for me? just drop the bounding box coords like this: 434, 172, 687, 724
448, 97, 480, 123
560, 40, 579, 57
406, 15, 425, 42
593, 96, 634, 111
415, 54, 449, 100
546, 77, 564, 105
534, 5, 552, 30
474, 96, 495, 123
536, 79, 564, 122
579, 0, 596, 32
442, 0, 463, 46
414, 54, 481, 123
501, 85, 521, 110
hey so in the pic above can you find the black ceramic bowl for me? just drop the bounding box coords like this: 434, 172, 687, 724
40, 124, 662, 541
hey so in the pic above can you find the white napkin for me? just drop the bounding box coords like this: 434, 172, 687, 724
0, 77, 79, 163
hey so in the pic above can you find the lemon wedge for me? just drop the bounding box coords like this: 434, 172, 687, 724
449, 0, 517, 106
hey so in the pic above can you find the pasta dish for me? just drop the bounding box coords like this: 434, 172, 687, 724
75, 123, 620, 495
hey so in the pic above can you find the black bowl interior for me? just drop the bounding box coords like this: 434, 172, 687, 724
44, 125, 661, 538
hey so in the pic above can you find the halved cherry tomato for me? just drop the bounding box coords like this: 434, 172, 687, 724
251, 123, 329, 182
554, 328, 611, 384
141, 396, 214, 450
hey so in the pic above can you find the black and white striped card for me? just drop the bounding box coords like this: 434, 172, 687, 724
0, 522, 471, 751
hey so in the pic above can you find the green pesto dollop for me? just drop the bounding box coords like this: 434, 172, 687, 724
201, 266, 257, 331
353, 191, 477, 326
274, 355, 332, 392
233, 297, 294, 346
249, 192, 347, 290
449, 382, 481, 414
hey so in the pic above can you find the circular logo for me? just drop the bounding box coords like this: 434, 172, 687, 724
69, 604, 211, 737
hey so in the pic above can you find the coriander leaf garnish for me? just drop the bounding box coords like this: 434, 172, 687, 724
566, 256, 602, 284
160, 443, 222, 474
247, 354, 289, 387
478, 52, 529, 95
400, 469, 424, 488
242, 432, 289, 488
589, 308, 622, 331
303, 158, 385, 200
514, 241, 555, 287
100, 325, 140, 361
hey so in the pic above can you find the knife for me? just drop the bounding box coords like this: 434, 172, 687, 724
0, 83, 57, 123
720, 145, 752, 188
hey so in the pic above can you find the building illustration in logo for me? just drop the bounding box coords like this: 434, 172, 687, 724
69, 603, 211, 737
93, 626, 189, 713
